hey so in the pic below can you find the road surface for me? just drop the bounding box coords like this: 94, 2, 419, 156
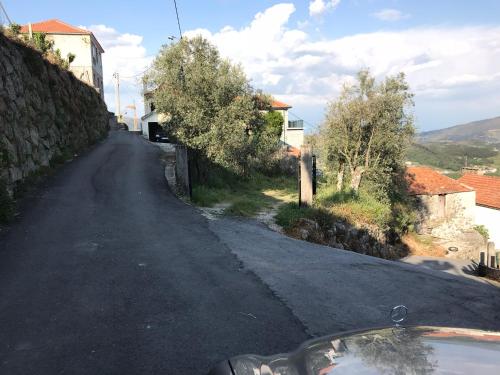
1, 130, 500, 374
0, 131, 308, 374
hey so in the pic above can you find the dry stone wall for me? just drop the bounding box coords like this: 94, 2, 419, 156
0, 33, 109, 194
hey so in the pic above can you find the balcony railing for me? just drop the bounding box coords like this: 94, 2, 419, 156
288, 120, 304, 129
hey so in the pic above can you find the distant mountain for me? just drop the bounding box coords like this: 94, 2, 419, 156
419, 116, 500, 143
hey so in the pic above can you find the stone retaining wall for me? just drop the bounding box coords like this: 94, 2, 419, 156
0, 32, 109, 194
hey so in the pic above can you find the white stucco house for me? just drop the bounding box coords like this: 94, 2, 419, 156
458, 174, 500, 248
140, 94, 305, 150
140, 92, 170, 140
268, 99, 304, 151
21, 19, 105, 98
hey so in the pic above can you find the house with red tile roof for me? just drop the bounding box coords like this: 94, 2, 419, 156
20, 19, 104, 98
406, 166, 476, 239
269, 99, 304, 151
458, 173, 500, 248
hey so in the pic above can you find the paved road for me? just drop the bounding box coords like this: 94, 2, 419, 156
2, 131, 500, 375
0, 131, 308, 374
209, 218, 500, 335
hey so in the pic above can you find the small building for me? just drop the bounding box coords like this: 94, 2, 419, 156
20, 19, 105, 98
269, 100, 304, 150
406, 166, 476, 236
141, 93, 170, 141
458, 174, 500, 248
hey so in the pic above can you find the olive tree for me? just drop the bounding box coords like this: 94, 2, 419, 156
144, 36, 265, 178
321, 70, 415, 193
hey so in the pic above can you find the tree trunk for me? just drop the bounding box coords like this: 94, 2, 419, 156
350, 166, 364, 192
336, 162, 345, 191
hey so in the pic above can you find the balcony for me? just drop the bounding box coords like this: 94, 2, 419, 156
288, 120, 304, 129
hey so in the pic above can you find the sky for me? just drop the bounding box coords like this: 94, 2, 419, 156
3, 0, 500, 132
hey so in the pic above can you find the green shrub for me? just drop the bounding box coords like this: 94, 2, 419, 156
474, 225, 489, 240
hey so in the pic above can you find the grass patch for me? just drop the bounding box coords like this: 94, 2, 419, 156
316, 184, 391, 228
191, 173, 297, 217
275, 202, 336, 231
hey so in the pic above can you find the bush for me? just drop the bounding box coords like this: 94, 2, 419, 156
474, 225, 489, 240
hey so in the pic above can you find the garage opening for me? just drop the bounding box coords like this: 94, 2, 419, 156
148, 122, 162, 141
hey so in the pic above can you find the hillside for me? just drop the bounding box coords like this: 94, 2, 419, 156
407, 142, 499, 173
420, 116, 500, 143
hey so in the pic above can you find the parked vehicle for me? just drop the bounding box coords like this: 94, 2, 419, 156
209, 307, 500, 374
209, 326, 500, 374
154, 131, 169, 143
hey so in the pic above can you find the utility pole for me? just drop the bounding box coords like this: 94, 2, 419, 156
112, 72, 122, 122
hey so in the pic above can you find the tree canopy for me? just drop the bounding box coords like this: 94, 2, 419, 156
320, 70, 415, 194
145, 36, 281, 178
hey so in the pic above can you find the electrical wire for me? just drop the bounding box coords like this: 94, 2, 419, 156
173, 0, 183, 39
0, 1, 12, 25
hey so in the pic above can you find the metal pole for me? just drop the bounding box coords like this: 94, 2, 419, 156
113, 72, 121, 121
312, 154, 317, 196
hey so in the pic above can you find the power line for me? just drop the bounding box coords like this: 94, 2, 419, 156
173, 0, 183, 39
0, 1, 12, 25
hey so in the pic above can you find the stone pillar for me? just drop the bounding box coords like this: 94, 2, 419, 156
175, 145, 191, 197
300, 145, 313, 207
487, 241, 495, 267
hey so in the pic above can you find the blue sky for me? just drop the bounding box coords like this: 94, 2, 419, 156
3, 0, 500, 132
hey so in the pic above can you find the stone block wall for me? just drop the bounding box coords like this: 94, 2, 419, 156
0, 32, 109, 194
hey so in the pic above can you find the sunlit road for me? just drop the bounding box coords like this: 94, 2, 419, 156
0, 131, 308, 374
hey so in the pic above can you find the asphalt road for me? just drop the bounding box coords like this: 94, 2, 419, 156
0, 131, 308, 374
2, 131, 500, 375
210, 218, 500, 336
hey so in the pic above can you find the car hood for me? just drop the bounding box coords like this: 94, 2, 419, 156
224, 326, 500, 375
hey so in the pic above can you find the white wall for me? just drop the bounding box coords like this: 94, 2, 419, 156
275, 109, 304, 149
476, 205, 500, 249
47, 34, 104, 97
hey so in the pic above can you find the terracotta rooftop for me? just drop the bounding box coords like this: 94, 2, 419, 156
458, 174, 500, 210
271, 99, 291, 109
406, 166, 472, 195
20, 19, 104, 52
20, 19, 90, 35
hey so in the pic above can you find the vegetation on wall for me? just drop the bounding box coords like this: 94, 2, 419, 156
1, 24, 76, 71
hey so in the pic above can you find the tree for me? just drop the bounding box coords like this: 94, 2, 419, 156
32, 32, 54, 54
263, 111, 283, 139
145, 36, 264, 178
321, 70, 415, 193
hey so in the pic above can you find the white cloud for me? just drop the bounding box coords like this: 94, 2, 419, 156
372, 9, 410, 21
82, 24, 153, 115
309, 0, 341, 17
185, 4, 500, 130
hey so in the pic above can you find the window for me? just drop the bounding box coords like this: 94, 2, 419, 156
150, 102, 156, 112
288, 120, 304, 129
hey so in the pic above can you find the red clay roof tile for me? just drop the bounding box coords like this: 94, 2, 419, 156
458, 174, 500, 209
271, 100, 291, 109
20, 19, 90, 35
406, 166, 472, 195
